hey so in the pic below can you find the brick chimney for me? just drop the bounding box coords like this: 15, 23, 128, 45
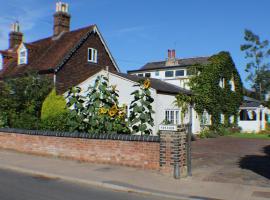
166, 49, 178, 66
53, 1, 71, 36
9, 21, 23, 49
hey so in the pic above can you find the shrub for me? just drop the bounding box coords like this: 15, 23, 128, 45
199, 128, 218, 138
10, 112, 40, 130
39, 112, 70, 131
41, 89, 67, 120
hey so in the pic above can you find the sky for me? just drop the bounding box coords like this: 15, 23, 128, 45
0, 0, 269, 88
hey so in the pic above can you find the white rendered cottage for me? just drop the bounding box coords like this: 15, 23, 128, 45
72, 69, 201, 135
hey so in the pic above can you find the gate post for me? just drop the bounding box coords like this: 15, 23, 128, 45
159, 126, 188, 178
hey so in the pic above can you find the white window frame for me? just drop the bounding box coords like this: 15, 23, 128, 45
88, 48, 98, 63
0, 53, 3, 69
230, 78, 235, 91
165, 109, 180, 125
18, 44, 28, 65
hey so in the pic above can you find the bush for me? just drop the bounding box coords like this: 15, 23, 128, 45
41, 89, 67, 120
10, 112, 40, 130
199, 128, 218, 138
39, 112, 70, 131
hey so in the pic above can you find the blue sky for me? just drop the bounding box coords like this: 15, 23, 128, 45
0, 0, 269, 88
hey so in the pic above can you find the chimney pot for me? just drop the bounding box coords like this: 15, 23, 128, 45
168, 49, 172, 59
9, 21, 23, 49
54, 2, 71, 36
172, 49, 176, 59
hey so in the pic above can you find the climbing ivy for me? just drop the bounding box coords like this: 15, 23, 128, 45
176, 51, 243, 129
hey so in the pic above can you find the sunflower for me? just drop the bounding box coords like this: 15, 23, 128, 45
143, 79, 151, 89
108, 109, 117, 117
99, 107, 107, 115
108, 105, 118, 117
112, 85, 117, 92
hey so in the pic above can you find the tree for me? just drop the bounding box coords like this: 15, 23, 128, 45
241, 29, 270, 100
129, 79, 154, 135
0, 72, 52, 129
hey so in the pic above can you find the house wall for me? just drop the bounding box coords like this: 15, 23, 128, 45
238, 107, 267, 133
129, 67, 191, 90
76, 71, 158, 134
56, 33, 117, 94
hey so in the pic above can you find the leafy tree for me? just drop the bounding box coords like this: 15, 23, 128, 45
129, 79, 154, 135
241, 29, 270, 99
66, 76, 130, 134
0, 72, 52, 129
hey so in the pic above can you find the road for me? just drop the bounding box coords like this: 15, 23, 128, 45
0, 169, 173, 200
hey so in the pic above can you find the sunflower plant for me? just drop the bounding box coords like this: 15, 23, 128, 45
66, 75, 130, 134
129, 79, 155, 135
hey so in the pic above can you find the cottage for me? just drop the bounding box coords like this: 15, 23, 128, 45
73, 69, 197, 135
0, 2, 119, 94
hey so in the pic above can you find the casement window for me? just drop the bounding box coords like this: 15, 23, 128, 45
18, 44, 28, 65
88, 48, 98, 63
145, 73, 151, 78
155, 71, 159, 76
138, 73, 144, 77
0, 54, 3, 69
165, 109, 180, 125
165, 70, 174, 78
230, 78, 235, 91
175, 70, 185, 77
219, 78, 225, 88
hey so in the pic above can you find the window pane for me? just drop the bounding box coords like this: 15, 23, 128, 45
165, 71, 174, 77
175, 111, 179, 125
138, 73, 143, 77
145, 73, 151, 78
88, 49, 92, 61
155, 71, 159, 76
170, 111, 174, 124
175, 70, 184, 76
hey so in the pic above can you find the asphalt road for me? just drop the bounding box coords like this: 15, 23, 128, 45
0, 169, 172, 200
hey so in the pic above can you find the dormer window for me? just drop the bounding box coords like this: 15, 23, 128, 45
18, 44, 28, 65
0, 53, 3, 70
88, 48, 97, 63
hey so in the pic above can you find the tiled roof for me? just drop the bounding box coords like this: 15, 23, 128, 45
114, 72, 192, 95
0, 25, 94, 79
128, 56, 210, 73
241, 96, 262, 108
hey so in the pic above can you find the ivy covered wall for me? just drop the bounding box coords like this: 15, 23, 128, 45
177, 51, 243, 129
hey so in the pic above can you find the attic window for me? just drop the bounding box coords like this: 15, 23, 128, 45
18, 44, 28, 65
88, 48, 98, 63
0, 54, 3, 70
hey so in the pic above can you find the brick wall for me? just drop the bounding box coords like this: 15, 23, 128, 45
0, 128, 188, 176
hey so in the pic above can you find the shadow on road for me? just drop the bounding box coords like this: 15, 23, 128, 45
239, 145, 270, 179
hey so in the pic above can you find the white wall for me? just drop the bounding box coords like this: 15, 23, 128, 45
72, 70, 201, 135
238, 107, 267, 133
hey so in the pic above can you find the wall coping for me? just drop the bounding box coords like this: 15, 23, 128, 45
0, 128, 160, 142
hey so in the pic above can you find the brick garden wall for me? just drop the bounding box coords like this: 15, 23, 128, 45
0, 128, 188, 176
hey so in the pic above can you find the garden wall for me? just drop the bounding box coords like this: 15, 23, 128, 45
0, 128, 188, 176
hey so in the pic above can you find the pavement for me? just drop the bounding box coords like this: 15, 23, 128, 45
0, 150, 269, 200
